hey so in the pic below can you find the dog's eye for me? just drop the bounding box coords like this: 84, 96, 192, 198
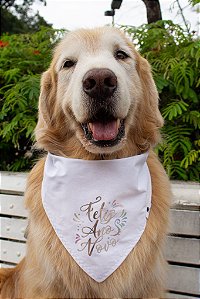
115, 50, 129, 60
62, 60, 76, 68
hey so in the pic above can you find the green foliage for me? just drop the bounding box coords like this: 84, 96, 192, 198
123, 20, 200, 181
1, 0, 51, 35
162, 100, 188, 120
0, 27, 65, 171
188, 0, 200, 6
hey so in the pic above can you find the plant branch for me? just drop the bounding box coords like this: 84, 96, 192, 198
176, 0, 190, 34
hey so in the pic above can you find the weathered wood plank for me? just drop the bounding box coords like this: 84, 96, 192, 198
0, 172, 27, 194
171, 181, 200, 207
0, 240, 26, 264
167, 264, 200, 295
0, 194, 28, 217
0, 217, 28, 241
1, 172, 199, 207
0, 263, 15, 268
166, 292, 198, 298
170, 209, 200, 236
1, 195, 199, 233
165, 236, 200, 264
2, 219, 199, 262
1, 236, 197, 267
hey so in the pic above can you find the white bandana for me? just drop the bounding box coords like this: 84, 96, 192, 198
42, 152, 151, 282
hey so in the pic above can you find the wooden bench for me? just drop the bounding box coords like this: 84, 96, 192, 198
0, 172, 199, 298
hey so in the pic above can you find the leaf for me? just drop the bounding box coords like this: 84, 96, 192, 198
4, 68, 21, 83
188, 88, 199, 103
182, 111, 200, 129
180, 150, 200, 168
162, 100, 189, 120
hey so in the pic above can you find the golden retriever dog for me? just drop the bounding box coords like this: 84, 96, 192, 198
0, 27, 170, 298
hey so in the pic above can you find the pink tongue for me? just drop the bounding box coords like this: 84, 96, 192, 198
91, 121, 118, 141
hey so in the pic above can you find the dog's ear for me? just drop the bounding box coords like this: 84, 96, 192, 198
37, 70, 57, 127
136, 54, 164, 128
126, 43, 164, 149
35, 69, 58, 147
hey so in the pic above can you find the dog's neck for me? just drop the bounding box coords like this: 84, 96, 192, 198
47, 144, 146, 161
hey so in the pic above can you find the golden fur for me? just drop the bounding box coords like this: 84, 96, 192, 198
0, 27, 170, 298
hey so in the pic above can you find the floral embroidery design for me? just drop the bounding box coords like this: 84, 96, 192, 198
73, 196, 127, 256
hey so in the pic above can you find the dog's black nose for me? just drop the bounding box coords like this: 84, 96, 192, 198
82, 68, 117, 99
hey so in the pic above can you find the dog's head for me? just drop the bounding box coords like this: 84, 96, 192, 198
35, 27, 163, 158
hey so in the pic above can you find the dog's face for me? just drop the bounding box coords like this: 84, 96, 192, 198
36, 27, 163, 157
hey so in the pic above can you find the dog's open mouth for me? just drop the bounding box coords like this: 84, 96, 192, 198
81, 119, 125, 147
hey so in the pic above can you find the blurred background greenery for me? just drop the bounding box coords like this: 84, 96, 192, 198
0, 0, 199, 181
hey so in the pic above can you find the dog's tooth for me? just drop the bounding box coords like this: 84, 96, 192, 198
88, 123, 93, 132
117, 119, 120, 129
